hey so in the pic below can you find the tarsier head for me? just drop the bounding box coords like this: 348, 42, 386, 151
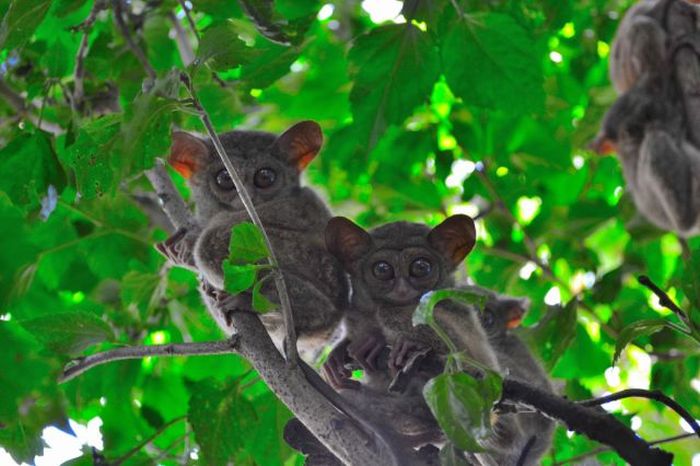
168, 121, 323, 218
480, 294, 530, 339
325, 215, 476, 306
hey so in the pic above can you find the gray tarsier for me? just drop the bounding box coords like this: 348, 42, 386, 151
158, 121, 349, 350
593, 74, 700, 237
323, 216, 534, 465
476, 289, 554, 466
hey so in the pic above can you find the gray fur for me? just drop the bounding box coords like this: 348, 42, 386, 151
167, 123, 348, 351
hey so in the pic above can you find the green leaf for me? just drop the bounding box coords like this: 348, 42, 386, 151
0, 0, 51, 50
239, 41, 301, 89
120, 270, 165, 315
252, 277, 276, 313
521, 299, 577, 371
348, 23, 440, 151
423, 371, 501, 452
439, 442, 471, 466
442, 13, 544, 113
19, 311, 115, 355
239, 0, 315, 45
188, 378, 257, 466
196, 22, 255, 72
228, 222, 270, 264
413, 287, 490, 327
120, 78, 179, 174
0, 132, 65, 211
223, 263, 257, 294
613, 319, 671, 365
61, 114, 121, 200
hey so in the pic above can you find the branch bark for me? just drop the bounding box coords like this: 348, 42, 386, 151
111, 0, 156, 81
502, 379, 674, 466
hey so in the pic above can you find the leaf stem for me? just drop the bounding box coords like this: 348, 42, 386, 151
111, 415, 187, 466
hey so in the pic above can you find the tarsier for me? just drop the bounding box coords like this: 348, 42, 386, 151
159, 121, 349, 350
476, 289, 554, 465
598, 0, 700, 237
323, 216, 539, 465
593, 73, 700, 237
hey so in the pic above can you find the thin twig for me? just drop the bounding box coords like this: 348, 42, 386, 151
579, 388, 700, 438
73, 0, 107, 105
111, 0, 156, 81
177, 0, 200, 41
180, 73, 299, 365
552, 432, 698, 466
0, 78, 63, 135
58, 336, 240, 383
638, 275, 689, 325
112, 416, 186, 466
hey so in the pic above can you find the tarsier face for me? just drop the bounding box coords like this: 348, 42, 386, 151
480, 296, 529, 339
326, 215, 477, 306
168, 121, 323, 215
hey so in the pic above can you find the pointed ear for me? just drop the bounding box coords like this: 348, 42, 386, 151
504, 299, 529, 329
325, 217, 372, 265
274, 121, 323, 172
427, 215, 476, 266
169, 132, 209, 179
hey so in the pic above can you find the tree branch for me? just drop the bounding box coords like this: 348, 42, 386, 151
168, 12, 195, 66
177, 0, 200, 41
552, 432, 697, 466
73, 0, 107, 106
58, 337, 240, 383
638, 275, 690, 325
0, 78, 63, 135
111, 0, 156, 81
501, 379, 673, 465
579, 388, 700, 438
180, 73, 299, 365
144, 159, 196, 231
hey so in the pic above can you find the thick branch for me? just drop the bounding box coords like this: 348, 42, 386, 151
579, 388, 700, 438
181, 74, 299, 364
502, 379, 673, 466
59, 337, 240, 383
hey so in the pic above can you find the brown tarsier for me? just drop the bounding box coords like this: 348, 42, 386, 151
476, 289, 554, 466
323, 216, 543, 464
158, 121, 349, 350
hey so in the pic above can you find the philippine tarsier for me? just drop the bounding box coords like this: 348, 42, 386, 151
599, 0, 700, 236
158, 121, 349, 350
323, 216, 542, 465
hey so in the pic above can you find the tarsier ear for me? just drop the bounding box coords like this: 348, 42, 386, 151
274, 121, 323, 172
504, 298, 530, 329
325, 217, 372, 265
427, 214, 477, 266
169, 132, 209, 179
589, 134, 617, 155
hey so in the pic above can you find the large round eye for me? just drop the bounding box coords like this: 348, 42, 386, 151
254, 167, 277, 189
482, 309, 495, 328
215, 169, 235, 191
372, 261, 394, 281
409, 258, 432, 278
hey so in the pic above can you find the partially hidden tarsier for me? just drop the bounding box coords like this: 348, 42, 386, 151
323, 215, 537, 465
475, 288, 554, 466
157, 121, 349, 352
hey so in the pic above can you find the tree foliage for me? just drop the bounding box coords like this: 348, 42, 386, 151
0, 0, 698, 464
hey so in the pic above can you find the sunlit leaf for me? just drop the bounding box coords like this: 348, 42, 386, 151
613, 319, 672, 365
228, 222, 270, 264
19, 312, 115, 355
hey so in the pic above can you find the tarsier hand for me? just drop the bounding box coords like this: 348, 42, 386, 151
322, 340, 358, 390
388, 336, 427, 375
347, 333, 386, 373
155, 227, 201, 269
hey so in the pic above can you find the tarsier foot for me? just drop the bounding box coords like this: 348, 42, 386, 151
322, 341, 358, 390
388, 337, 427, 374
156, 227, 197, 268
347, 334, 386, 372
199, 281, 236, 327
